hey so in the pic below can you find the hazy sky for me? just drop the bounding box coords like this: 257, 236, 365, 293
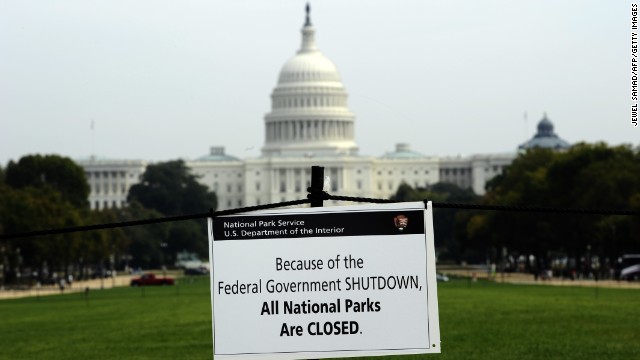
1, 0, 634, 166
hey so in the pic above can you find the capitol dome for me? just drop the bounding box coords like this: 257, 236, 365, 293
262, 4, 358, 157
278, 52, 341, 84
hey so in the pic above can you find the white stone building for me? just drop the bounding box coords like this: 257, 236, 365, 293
82, 7, 580, 211
76, 157, 147, 210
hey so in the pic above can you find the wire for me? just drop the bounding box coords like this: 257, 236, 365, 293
0, 199, 311, 240
1, 194, 639, 240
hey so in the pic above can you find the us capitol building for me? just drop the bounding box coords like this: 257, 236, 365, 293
77, 6, 569, 211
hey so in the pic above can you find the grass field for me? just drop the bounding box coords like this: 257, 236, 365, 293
0, 277, 638, 360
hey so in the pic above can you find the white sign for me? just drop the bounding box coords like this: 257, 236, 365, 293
208, 202, 440, 360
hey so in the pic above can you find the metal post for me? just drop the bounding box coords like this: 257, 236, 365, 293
308, 166, 325, 208
307, 169, 322, 360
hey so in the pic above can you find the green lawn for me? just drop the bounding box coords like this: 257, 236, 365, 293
0, 277, 638, 360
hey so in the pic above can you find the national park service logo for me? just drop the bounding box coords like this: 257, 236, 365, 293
393, 214, 409, 231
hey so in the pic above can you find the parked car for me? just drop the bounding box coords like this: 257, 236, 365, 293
130, 273, 174, 286
619, 254, 640, 281
184, 266, 209, 276
620, 264, 640, 281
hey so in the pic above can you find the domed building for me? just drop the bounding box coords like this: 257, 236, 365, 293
263, 5, 357, 157
78, 5, 520, 211
519, 113, 571, 150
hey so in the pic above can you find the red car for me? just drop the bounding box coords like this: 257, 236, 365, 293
130, 273, 175, 286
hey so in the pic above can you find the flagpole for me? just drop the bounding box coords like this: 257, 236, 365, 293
91, 119, 95, 159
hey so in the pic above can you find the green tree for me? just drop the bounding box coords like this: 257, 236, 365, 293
391, 182, 479, 262
5, 154, 89, 208
113, 202, 170, 269
0, 184, 84, 283
467, 143, 640, 275
126, 160, 216, 268
128, 160, 217, 215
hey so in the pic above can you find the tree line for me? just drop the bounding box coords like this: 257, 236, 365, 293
0, 155, 216, 287
1, 143, 638, 286
393, 143, 640, 279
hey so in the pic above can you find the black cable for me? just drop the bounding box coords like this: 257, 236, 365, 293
327, 194, 640, 216
429, 201, 640, 216
2, 194, 639, 240
0, 198, 311, 240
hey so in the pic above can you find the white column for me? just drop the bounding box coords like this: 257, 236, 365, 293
285, 121, 290, 141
